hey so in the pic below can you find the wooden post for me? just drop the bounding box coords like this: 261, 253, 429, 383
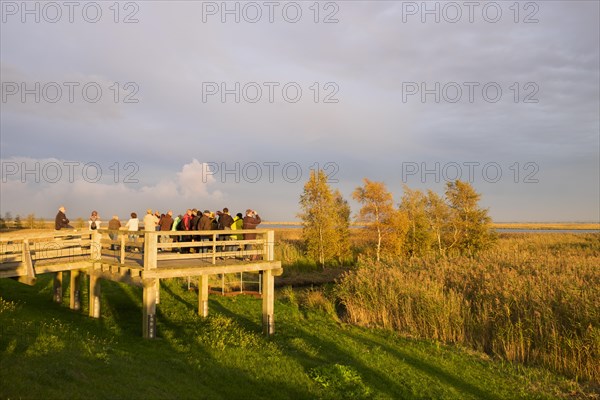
18, 240, 36, 286
266, 230, 275, 261
69, 270, 81, 310
143, 278, 157, 339
155, 279, 160, 305
89, 274, 101, 318
144, 232, 159, 305
53, 272, 63, 304
91, 231, 102, 260
144, 232, 158, 270
262, 269, 274, 336
120, 234, 126, 264
212, 233, 216, 264
199, 274, 209, 317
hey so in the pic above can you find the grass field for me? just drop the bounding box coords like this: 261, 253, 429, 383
1, 229, 599, 398
0, 275, 594, 399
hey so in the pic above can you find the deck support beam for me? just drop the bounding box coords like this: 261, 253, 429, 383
262, 269, 275, 336
53, 272, 63, 304
143, 278, 157, 339
89, 274, 101, 318
69, 270, 81, 310
199, 274, 209, 317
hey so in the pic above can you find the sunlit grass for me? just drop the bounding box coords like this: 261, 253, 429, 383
1, 273, 593, 399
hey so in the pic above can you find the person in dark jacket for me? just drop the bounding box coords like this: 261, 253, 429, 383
198, 210, 212, 253
243, 209, 262, 259
54, 206, 74, 230
242, 209, 261, 238
217, 208, 234, 230
159, 210, 174, 249
108, 215, 121, 250
180, 209, 193, 253
217, 208, 235, 253
190, 209, 201, 253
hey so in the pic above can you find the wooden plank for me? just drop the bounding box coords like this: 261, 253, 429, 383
199, 275, 209, 317
143, 261, 282, 279
31, 247, 83, 260
262, 269, 275, 336
1, 263, 25, 279
32, 260, 91, 274
157, 239, 264, 249
156, 249, 263, 261
130, 269, 141, 278
90, 269, 143, 287
143, 278, 157, 339
0, 232, 91, 242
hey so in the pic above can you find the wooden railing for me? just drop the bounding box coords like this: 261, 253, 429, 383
95, 228, 275, 267
0, 231, 95, 265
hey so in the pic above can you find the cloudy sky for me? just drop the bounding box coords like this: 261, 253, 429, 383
1, 1, 598, 222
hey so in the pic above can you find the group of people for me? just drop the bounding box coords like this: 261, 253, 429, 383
54, 205, 262, 255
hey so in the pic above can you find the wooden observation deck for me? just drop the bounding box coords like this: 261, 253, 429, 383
0, 229, 282, 338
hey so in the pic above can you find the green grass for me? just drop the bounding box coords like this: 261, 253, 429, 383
0, 275, 593, 399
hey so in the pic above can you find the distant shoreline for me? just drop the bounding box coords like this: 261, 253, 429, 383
262, 222, 600, 231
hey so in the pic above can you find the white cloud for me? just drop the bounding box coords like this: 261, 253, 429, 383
0, 157, 222, 218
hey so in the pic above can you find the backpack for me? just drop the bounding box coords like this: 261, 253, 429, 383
176, 218, 185, 231
90, 221, 97, 230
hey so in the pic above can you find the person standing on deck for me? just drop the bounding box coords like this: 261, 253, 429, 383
180, 209, 193, 253
218, 208, 235, 253
231, 213, 244, 254
159, 211, 174, 248
198, 210, 212, 253
143, 209, 159, 231
88, 210, 101, 231
108, 215, 121, 250
125, 212, 139, 251
243, 209, 262, 260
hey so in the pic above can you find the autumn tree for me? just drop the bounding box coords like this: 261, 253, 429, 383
398, 186, 433, 258
3, 212, 13, 225
445, 180, 495, 256
26, 213, 36, 229
298, 170, 350, 268
353, 178, 406, 262
36, 217, 47, 229
424, 190, 452, 257
332, 189, 352, 264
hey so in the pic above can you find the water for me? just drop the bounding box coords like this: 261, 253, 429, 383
496, 229, 599, 234
261, 224, 599, 234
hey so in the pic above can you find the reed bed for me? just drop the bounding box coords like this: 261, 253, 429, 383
336, 233, 600, 383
